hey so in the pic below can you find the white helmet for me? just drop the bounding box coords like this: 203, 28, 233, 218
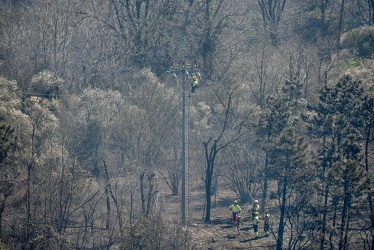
254, 200, 258, 203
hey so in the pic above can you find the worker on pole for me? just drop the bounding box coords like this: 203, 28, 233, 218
191, 74, 199, 93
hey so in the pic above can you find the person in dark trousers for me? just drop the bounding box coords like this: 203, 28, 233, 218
264, 209, 271, 236
253, 211, 259, 238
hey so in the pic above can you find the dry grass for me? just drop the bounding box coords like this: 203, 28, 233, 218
162, 183, 277, 249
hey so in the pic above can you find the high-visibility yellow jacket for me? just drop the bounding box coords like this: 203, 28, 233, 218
229, 204, 241, 213
264, 213, 271, 224
251, 204, 260, 213
253, 216, 259, 225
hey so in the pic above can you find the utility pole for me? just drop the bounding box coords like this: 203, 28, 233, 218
165, 60, 200, 225
181, 66, 187, 225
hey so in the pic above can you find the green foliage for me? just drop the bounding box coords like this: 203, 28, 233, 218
258, 78, 308, 178
270, 127, 312, 188
342, 26, 374, 58
256, 77, 313, 249
308, 75, 365, 135
344, 58, 365, 69
308, 74, 367, 176
270, 127, 313, 250
306, 74, 369, 248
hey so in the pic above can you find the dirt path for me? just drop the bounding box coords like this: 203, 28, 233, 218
162, 185, 276, 249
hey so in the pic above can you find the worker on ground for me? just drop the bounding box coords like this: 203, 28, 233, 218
191, 75, 199, 93
253, 211, 260, 238
264, 209, 271, 236
251, 199, 260, 220
229, 200, 241, 225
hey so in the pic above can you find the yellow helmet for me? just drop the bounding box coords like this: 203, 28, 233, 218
234, 200, 238, 204
192, 75, 198, 80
